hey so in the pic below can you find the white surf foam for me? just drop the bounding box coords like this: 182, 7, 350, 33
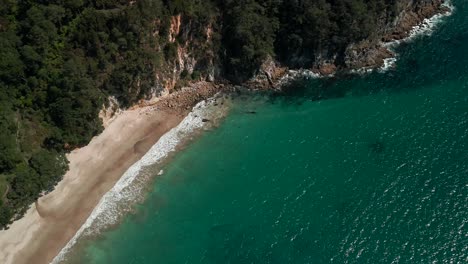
277, 69, 323, 86
386, 1, 454, 48
274, 1, 454, 84
351, 1, 454, 75
380, 1, 454, 72
379, 57, 398, 73
52, 96, 227, 263
349, 66, 375, 75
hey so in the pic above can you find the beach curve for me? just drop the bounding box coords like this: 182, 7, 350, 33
0, 82, 223, 264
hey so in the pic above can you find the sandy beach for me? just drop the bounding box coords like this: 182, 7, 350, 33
0, 82, 221, 264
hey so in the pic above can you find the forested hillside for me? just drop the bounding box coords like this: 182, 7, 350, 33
0, 0, 440, 228
221, 0, 399, 79
0, 0, 211, 228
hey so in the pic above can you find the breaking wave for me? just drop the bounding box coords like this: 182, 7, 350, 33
52, 96, 228, 263
381, 1, 454, 70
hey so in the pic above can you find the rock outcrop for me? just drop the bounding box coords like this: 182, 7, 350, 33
383, 0, 450, 41
139, 0, 448, 102
149, 15, 220, 100
344, 0, 449, 72
242, 0, 449, 92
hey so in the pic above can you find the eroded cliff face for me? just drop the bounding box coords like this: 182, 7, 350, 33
148, 15, 221, 100
247, 0, 448, 90
144, 0, 447, 97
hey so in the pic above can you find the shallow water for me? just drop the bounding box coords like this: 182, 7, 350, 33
68, 1, 467, 263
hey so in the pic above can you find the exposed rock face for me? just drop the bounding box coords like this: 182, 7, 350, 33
279, 0, 446, 80
318, 63, 338, 76
345, 0, 447, 71
344, 42, 395, 70
246, 56, 288, 90
168, 15, 182, 43
142, 0, 447, 101
384, 0, 449, 41
151, 15, 220, 98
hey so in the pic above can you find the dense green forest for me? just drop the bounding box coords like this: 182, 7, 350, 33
0, 0, 400, 228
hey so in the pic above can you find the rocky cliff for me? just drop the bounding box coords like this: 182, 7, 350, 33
247, 0, 449, 90
344, 0, 450, 70
146, 0, 448, 95
144, 14, 221, 102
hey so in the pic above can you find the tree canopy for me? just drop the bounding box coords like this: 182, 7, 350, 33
0, 0, 400, 228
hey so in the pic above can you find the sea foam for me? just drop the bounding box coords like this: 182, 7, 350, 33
381, 1, 454, 71
386, 1, 454, 48
351, 1, 454, 75
277, 69, 323, 87
52, 96, 227, 263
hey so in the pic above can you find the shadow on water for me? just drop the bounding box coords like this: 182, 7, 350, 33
264, 7, 468, 106
265, 71, 393, 107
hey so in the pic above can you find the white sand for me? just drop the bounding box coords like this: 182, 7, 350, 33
0, 105, 183, 264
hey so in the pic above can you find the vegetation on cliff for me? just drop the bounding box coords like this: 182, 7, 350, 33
0, 0, 209, 228
0, 0, 436, 228
221, 0, 398, 78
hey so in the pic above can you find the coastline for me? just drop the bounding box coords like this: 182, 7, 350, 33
254, 0, 455, 89
378, 0, 455, 72
0, 1, 455, 263
53, 94, 231, 264
0, 82, 224, 264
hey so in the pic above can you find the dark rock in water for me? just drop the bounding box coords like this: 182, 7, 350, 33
369, 141, 385, 154
202, 118, 210, 122
245, 111, 257, 114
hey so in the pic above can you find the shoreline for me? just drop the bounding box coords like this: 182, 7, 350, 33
53, 94, 231, 263
0, 82, 223, 264
256, 0, 455, 89
378, 0, 455, 72
0, 2, 455, 263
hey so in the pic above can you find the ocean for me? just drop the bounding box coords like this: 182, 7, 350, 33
62, 1, 467, 263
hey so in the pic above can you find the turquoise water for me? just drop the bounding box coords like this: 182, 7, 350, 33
73, 2, 467, 263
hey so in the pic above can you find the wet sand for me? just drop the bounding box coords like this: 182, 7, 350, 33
0, 82, 221, 264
